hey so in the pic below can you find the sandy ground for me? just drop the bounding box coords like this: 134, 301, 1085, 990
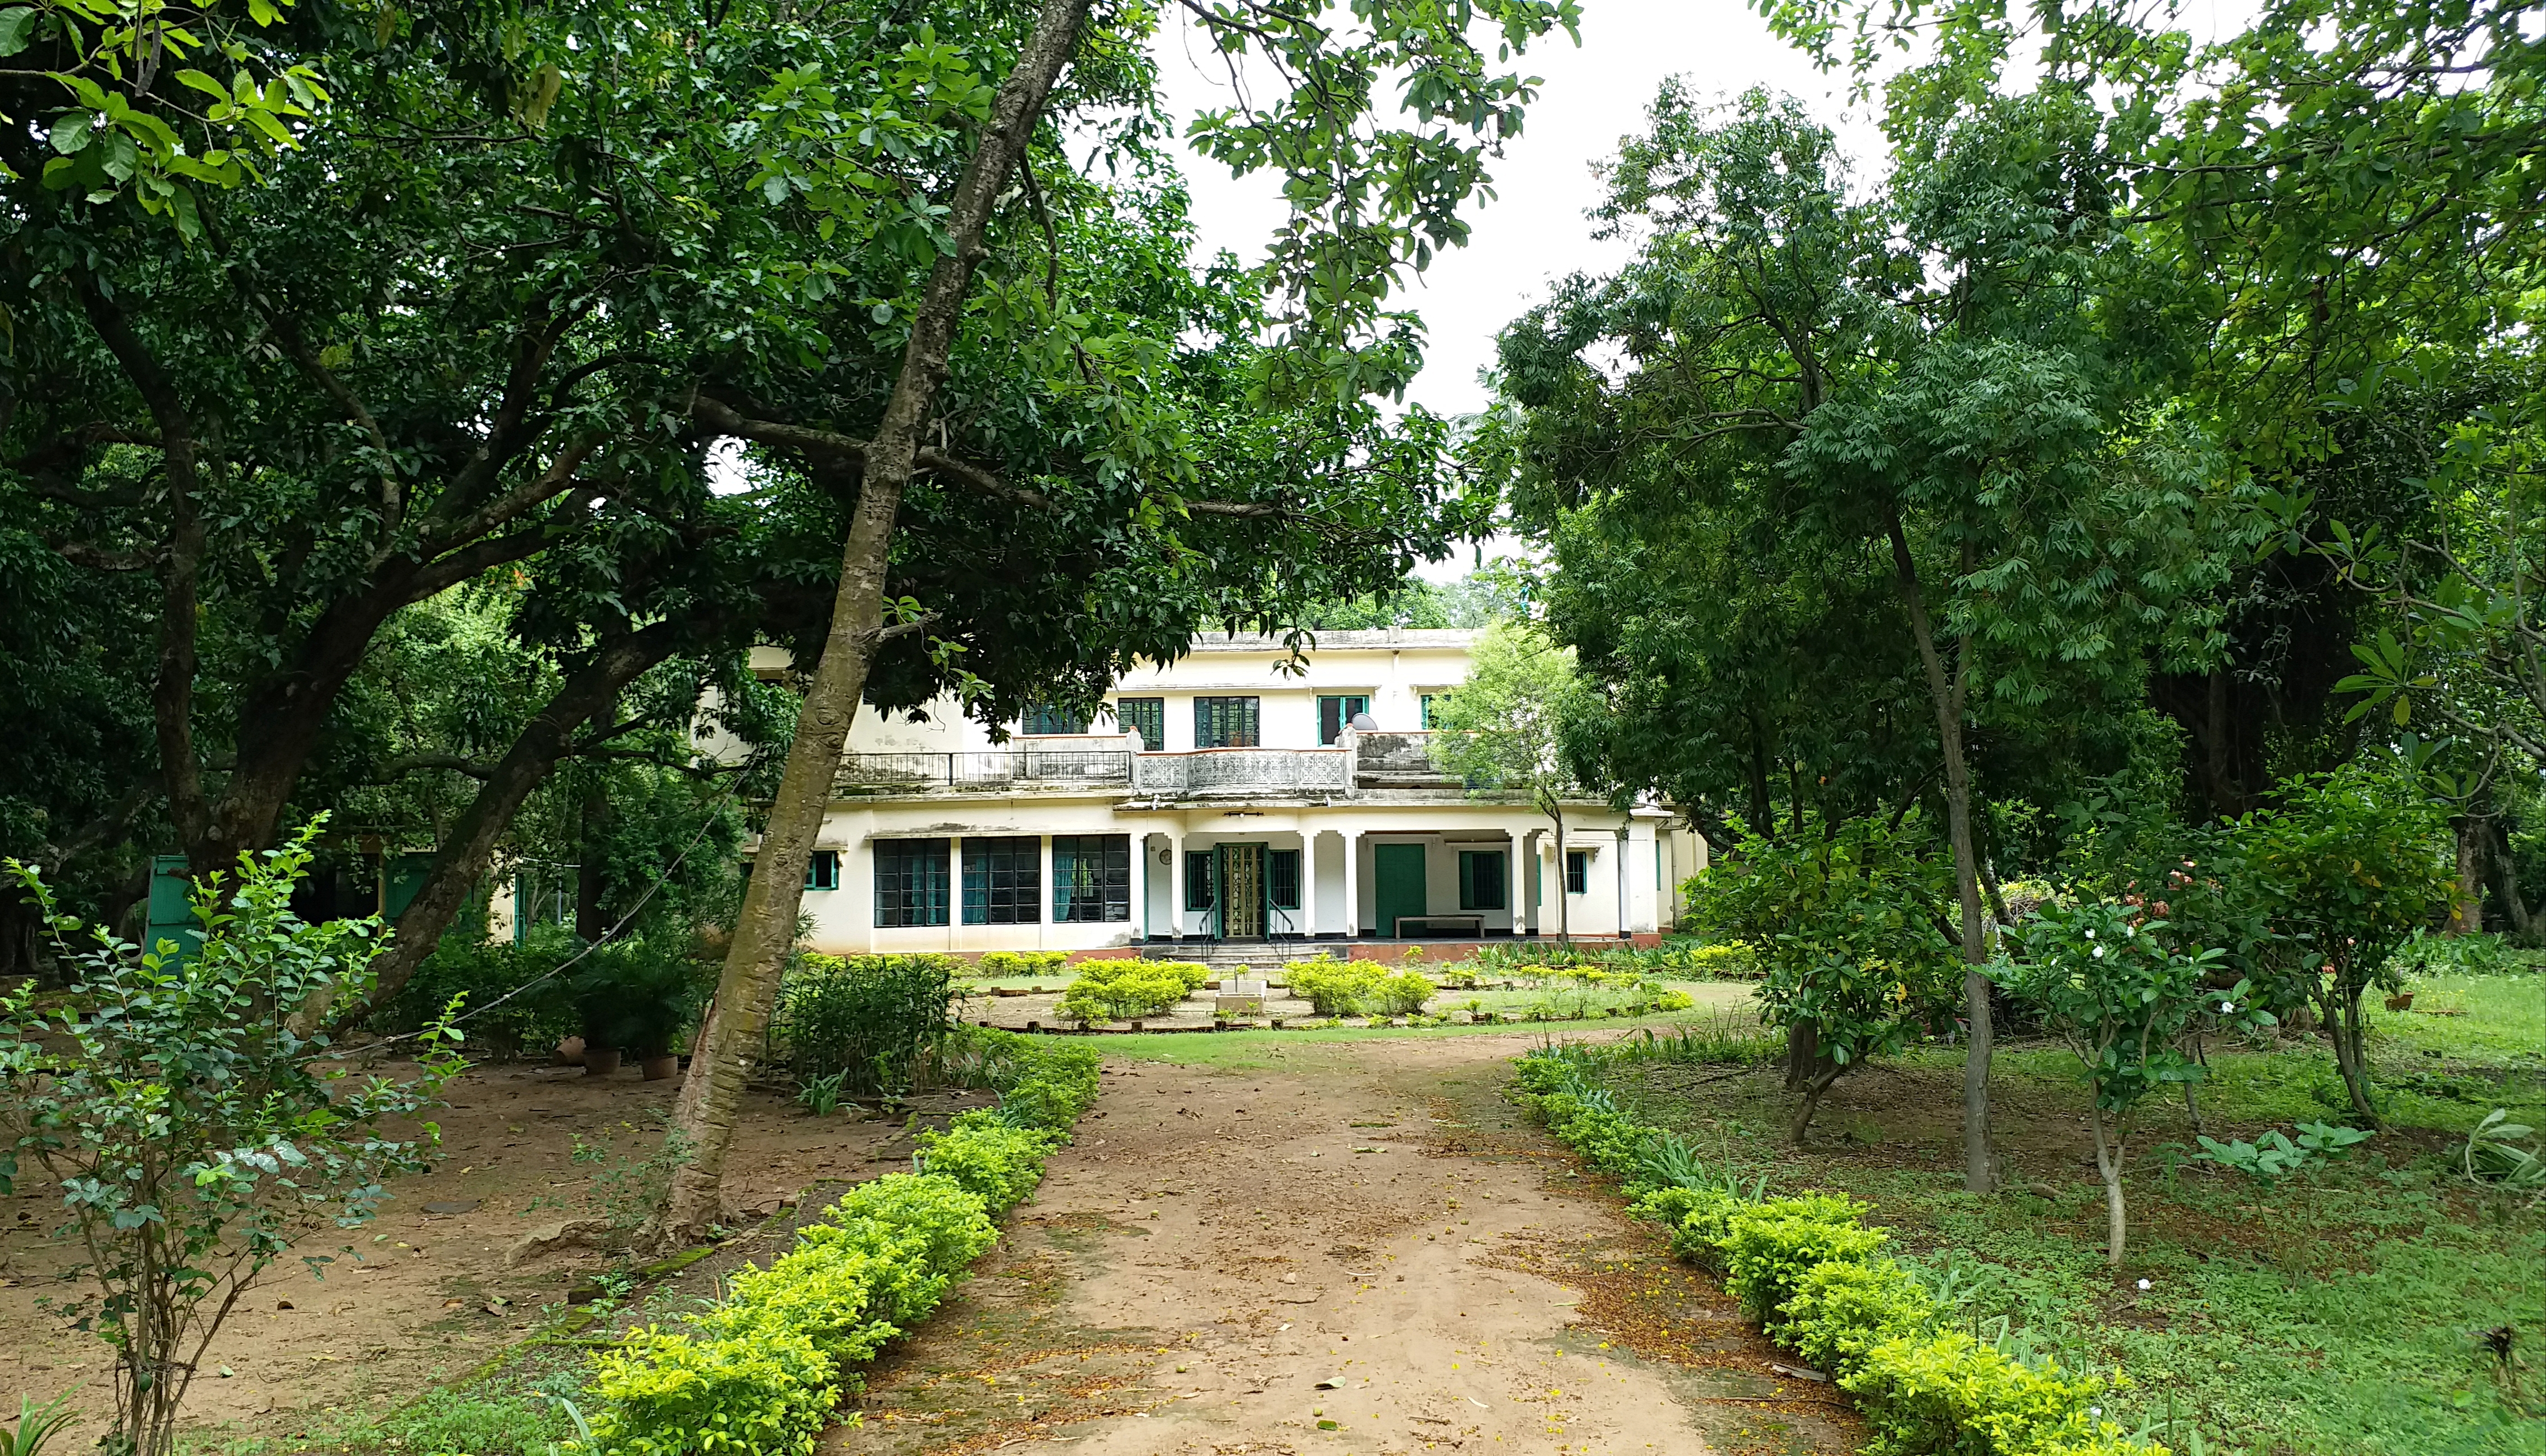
828, 1032, 1854, 1456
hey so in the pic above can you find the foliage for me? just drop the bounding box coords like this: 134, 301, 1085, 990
916, 1112, 1059, 1214
1718, 1195, 1889, 1323
0, 1393, 76, 1456
587, 1031, 1095, 1454
797, 1072, 850, 1120
1376, 970, 1437, 1016
0, 825, 462, 1456
1054, 960, 1209, 1024
1781, 1258, 1937, 1376
974, 950, 1071, 980
2389, 929, 2530, 980
1688, 941, 1762, 979
1687, 816, 1961, 1134
773, 954, 960, 1094
370, 921, 582, 1058
1994, 898, 2251, 1261
1841, 1332, 2140, 1456
2190, 1123, 2373, 1181
2462, 1109, 2544, 1194
1287, 959, 1396, 1017
2232, 768, 2452, 1122
574, 936, 714, 1058
1425, 622, 1594, 938
573, 1112, 696, 1234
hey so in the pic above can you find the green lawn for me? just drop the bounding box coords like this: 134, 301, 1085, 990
1571, 969, 2546, 1456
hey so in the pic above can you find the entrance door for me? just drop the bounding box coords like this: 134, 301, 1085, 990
1372, 842, 1427, 939
1218, 843, 1267, 939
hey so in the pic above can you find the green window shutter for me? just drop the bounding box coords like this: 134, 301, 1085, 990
1458, 851, 1476, 911
1184, 850, 1216, 909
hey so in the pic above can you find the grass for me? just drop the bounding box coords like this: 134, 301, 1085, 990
1098, 981, 1755, 1070
1562, 967, 2546, 1456
187, 1385, 578, 1456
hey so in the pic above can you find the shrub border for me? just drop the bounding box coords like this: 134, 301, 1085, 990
576, 1028, 1102, 1454
1510, 1048, 2163, 1456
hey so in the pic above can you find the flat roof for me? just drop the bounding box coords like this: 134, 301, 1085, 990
1178, 628, 1481, 653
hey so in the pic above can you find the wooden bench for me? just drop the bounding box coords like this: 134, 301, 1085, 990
1392, 914, 1486, 938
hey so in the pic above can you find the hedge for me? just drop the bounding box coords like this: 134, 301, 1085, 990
580, 1029, 1101, 1454
1055, 960, 1210, 1024
1512, 1049, 2159, 1456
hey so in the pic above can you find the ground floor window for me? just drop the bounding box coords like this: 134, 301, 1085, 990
874, 839, 951, 926
963, 836, 1041, 924
805, 850, 840, 891
1184, 850, 1216, 909
1023, 703, 1087, 735
1565, 849, 1590, 895
1054, 835, 1131, 922
1268, 848, 1301, 909
1459, 849, 1506, 910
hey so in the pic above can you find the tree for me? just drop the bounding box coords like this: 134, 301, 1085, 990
1481, 87, 2238, 1191
1, 825, 461, 1456
1685, 816, 1962, 1140
1995, 898, 2250, 1263
1426, 621, 1590, 942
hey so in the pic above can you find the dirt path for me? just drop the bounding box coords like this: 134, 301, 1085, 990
829, 1032, 1855, 1456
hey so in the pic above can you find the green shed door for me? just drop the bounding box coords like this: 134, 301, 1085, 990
1372, 843, 1426, 938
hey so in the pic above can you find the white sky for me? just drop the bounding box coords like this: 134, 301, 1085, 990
1150, 0, 1884, 422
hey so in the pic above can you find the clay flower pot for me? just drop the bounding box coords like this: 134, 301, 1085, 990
556, 1036, 587, 1068
583, 1045, 624, 1077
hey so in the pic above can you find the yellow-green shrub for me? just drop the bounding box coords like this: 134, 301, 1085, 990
1288, 959, 1390, 1015
1056, 960, 1208, 1023
1777, 1257, 1935, 1375
916, 1112, 1056, 1214
1689, 941, 1762, 979
1377, 970, 1436, 1015
975, 950, 1070, 979
1840, 1331, 2143, 1456
586, 1322, 838, 1456
1718, 1195, 1887, 1322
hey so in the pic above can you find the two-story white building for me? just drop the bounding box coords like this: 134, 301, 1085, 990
779, 629, 1700, 959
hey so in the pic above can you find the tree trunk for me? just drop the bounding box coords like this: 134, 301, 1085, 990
2091, 1117, 2126, 1266
1887, 512, 1996, 1194
2448, 815, 2485, 935
1789, 1063, 1842, 1143
2490, 820, 2534, 941
656, 0, 1095, 1245
2321, 981, 2380, 1126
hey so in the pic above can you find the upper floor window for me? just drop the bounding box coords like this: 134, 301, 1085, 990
1113, 697, 1166, 748
1023, 703, 1087, 735
1420, 693, 1439, 728
1317, 694, 1369, 746
1193, 695, 1260, 748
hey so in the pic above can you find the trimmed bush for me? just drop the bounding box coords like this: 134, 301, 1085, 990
587, 1323, 838, 1456
916, 1112, 1058, 1214
976, 950, 1072, 979
1689, 941, 1762, 979
1778, 1257, 1935, 1375
1842, 1331, 2130, 1456
1718, 1194, 1886, 1322
1056, 960, 1209, 1023
1288, 959, 1391, 1016
1377, 970, 1436, 1016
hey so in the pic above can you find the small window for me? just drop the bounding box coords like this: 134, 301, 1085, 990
874, 839, 951, 927
1184, 850, 1217, 909
1317, 694, 1369, 746
962, 837, 1041, 925
1459, 850, 1506, 911
1054, 835, 1131, 923
1193, 696, 1260, 748
1113, 697, 1166, 748
804, 850, 840, 891
1268, 848, 1302, 910
1023, 703, 1087, 735
1565, 850, 1590, 895
1420, 694, 1438, 728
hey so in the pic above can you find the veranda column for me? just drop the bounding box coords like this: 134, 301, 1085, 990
1164, 825, 1185, 943
1341, 829, 1362, 939
947, 833, 964, 956
1506, 826, 1524, 937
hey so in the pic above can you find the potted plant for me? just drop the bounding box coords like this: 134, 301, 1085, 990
575, 939, 706, 1080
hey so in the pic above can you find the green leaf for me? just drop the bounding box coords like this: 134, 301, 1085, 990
49, 110, 93, 155
0, 7, 37, 56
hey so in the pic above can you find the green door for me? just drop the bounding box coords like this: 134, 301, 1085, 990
1372, 843, 1427, 939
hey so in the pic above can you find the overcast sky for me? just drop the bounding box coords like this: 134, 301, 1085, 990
1149, 0, 1884, 422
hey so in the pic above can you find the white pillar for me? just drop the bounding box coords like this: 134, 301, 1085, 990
1165, 825, 1185, 942
1038, 835, 1055, 949
1627, 818, 1660, 935
1506, 825, 1524, 938
1341, 829, 1362, 939
947, 834, 964, 954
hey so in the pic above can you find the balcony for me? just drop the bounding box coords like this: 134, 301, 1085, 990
835, 749, 1130, 795
1129, 747, 1353, 798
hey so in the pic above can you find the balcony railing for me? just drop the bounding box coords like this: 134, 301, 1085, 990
837, 749, 1130, 792
1130, 747, 1353, 797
